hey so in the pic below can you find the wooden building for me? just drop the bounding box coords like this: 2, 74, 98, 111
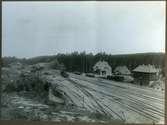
132, 64, 158, 85
114, 66, 131, 75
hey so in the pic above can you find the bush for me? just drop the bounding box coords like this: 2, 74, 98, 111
4, 83, 17, 92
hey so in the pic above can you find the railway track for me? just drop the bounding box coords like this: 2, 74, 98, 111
67, 78, 125, 122
40, 71, 164, 123
68, 75, 164, 123
71, 75, 164, 103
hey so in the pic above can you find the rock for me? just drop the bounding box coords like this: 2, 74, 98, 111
48, 88, 64, 104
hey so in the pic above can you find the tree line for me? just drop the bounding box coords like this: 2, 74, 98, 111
2, 52, 165, 73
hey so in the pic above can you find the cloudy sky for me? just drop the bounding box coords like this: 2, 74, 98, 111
2, 1, 165, 58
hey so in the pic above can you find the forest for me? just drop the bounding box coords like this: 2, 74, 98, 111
2, 52, 165, 73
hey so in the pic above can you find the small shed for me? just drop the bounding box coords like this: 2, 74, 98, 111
93, 60, 112, 77
114, 66, 131, 75
132, 64, 158, 85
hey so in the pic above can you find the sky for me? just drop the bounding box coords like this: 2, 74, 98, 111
2, 1, 166, 58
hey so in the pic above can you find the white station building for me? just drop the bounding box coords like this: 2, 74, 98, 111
93, 60, 112, 77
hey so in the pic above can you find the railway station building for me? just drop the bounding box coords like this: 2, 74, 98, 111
93, 60, 112, 77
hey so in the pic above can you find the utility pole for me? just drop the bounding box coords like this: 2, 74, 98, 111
83, 96, 84, 108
